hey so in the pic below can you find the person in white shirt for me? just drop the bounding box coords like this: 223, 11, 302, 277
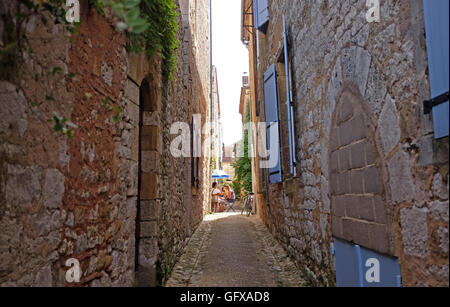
211, 182, 222, 213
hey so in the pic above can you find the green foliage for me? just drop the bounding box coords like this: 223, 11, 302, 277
48, 66, 63, 75
19, 0, 148, 34
112, 104, 122, 123
102, 96, 122, 123
47, 113, 78, 139
230, 177, 242, 200
88, 0, 106, 16
233, 104, 253, 195
9, 0, 175, 139
126, 0, 179, 82
105, 0, 149, 33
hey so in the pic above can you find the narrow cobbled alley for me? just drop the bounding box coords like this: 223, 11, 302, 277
167, 211, 306, 287
0, 0, 449, 290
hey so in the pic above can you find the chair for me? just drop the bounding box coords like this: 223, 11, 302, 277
226, 198, 237, 212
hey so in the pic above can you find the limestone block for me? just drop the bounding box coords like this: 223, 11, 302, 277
125, 99, 140, 126
124, 79, 140, 104
44, 169, 65, 209
379, 95, 400, 155
365, 61, 388, 119
326, 60, 343, 115
363, 166, 383, 195
6, 164, 42, 208
143, 111, 160, 126
140, 172, 158, 200
130, 127, 139, 162
0, 81, 28, 137
437, 227, 449, 253
140, 222, 158, 238
140, 200, 160, 222
432, 173, 449, 201
400, 207, 429, 257
101, 61, 113, 87
141, 126, 160, 152
354, 47, 372, 95
429, 200, 449, 223
368, 224, 389, 254
141, 151, 159, 173
387, 150, 415, 203
352, 23, 369, 47
33, 211, 63, 237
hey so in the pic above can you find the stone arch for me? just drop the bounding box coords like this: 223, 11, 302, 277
135, 73, 162, 286
324, 46, 405, 258
329, 82, 393, 256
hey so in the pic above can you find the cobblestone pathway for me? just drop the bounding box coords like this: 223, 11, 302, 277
166, 212, 306, 287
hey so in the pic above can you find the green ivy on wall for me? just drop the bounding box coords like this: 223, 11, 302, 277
1, 0, 179, 138
125, 0, 179, 82
91, 0, 180, 81
233, 103, 253, 195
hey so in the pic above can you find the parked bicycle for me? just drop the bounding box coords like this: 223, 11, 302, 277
241, 193, 254, 217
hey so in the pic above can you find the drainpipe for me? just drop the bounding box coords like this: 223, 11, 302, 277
210, 0, 213, 167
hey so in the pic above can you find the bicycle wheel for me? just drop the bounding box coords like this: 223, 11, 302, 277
241, 196, 249, 215
246, 200, 253, 217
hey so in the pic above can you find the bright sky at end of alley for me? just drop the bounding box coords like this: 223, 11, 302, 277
212, 0, 250, 146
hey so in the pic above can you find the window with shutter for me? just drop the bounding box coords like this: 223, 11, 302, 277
263, 64, 282, 184
283, 15, 297, 176
253, 0, 258, 30
191, 115, 201, 189
423, 0, 449, 139
253, 0, 269, 32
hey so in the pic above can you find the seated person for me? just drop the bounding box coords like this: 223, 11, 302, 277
211, 182, 222, 213
229, 189, 236, 203
224, 186, 234, 203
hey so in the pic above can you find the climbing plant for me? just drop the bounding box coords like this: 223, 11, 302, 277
126, 0, 179, 82
1, 0, 179, 139
233, 104, 253, 195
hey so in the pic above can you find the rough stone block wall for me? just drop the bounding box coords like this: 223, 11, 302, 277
255, 0, 449, 286
0, 0, 211, 287
0, 1, 134, 286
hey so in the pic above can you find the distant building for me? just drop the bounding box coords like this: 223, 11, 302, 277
223, 144, 237, 180
211, 66, 224, 169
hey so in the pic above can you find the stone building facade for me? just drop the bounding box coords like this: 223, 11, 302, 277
243, 0, 449, 286
222, 144, 236, 180
211, 66, 223, 170
0, 0, 211, 287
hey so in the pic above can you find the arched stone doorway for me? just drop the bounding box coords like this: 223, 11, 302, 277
329, 85, 391, 255
135, 76, 161, 287
329, 84, 403, 287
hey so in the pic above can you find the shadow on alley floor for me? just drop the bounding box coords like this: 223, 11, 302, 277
166, 210, 307, 287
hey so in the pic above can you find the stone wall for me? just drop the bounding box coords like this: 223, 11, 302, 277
252, 0, 449, 286
0, 0, 211, 287
153, 0, 211, 284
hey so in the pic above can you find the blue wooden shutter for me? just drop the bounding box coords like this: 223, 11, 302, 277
191, 115, 201, 188
359, 245, 402, 287
283, 16, 295, 175
254, 0, 269, 31
264, 64, 282, 184
253, 0, 258, 31
333, 239, 361, 287
334, 238, 402, 287
423, 0, 449, 139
